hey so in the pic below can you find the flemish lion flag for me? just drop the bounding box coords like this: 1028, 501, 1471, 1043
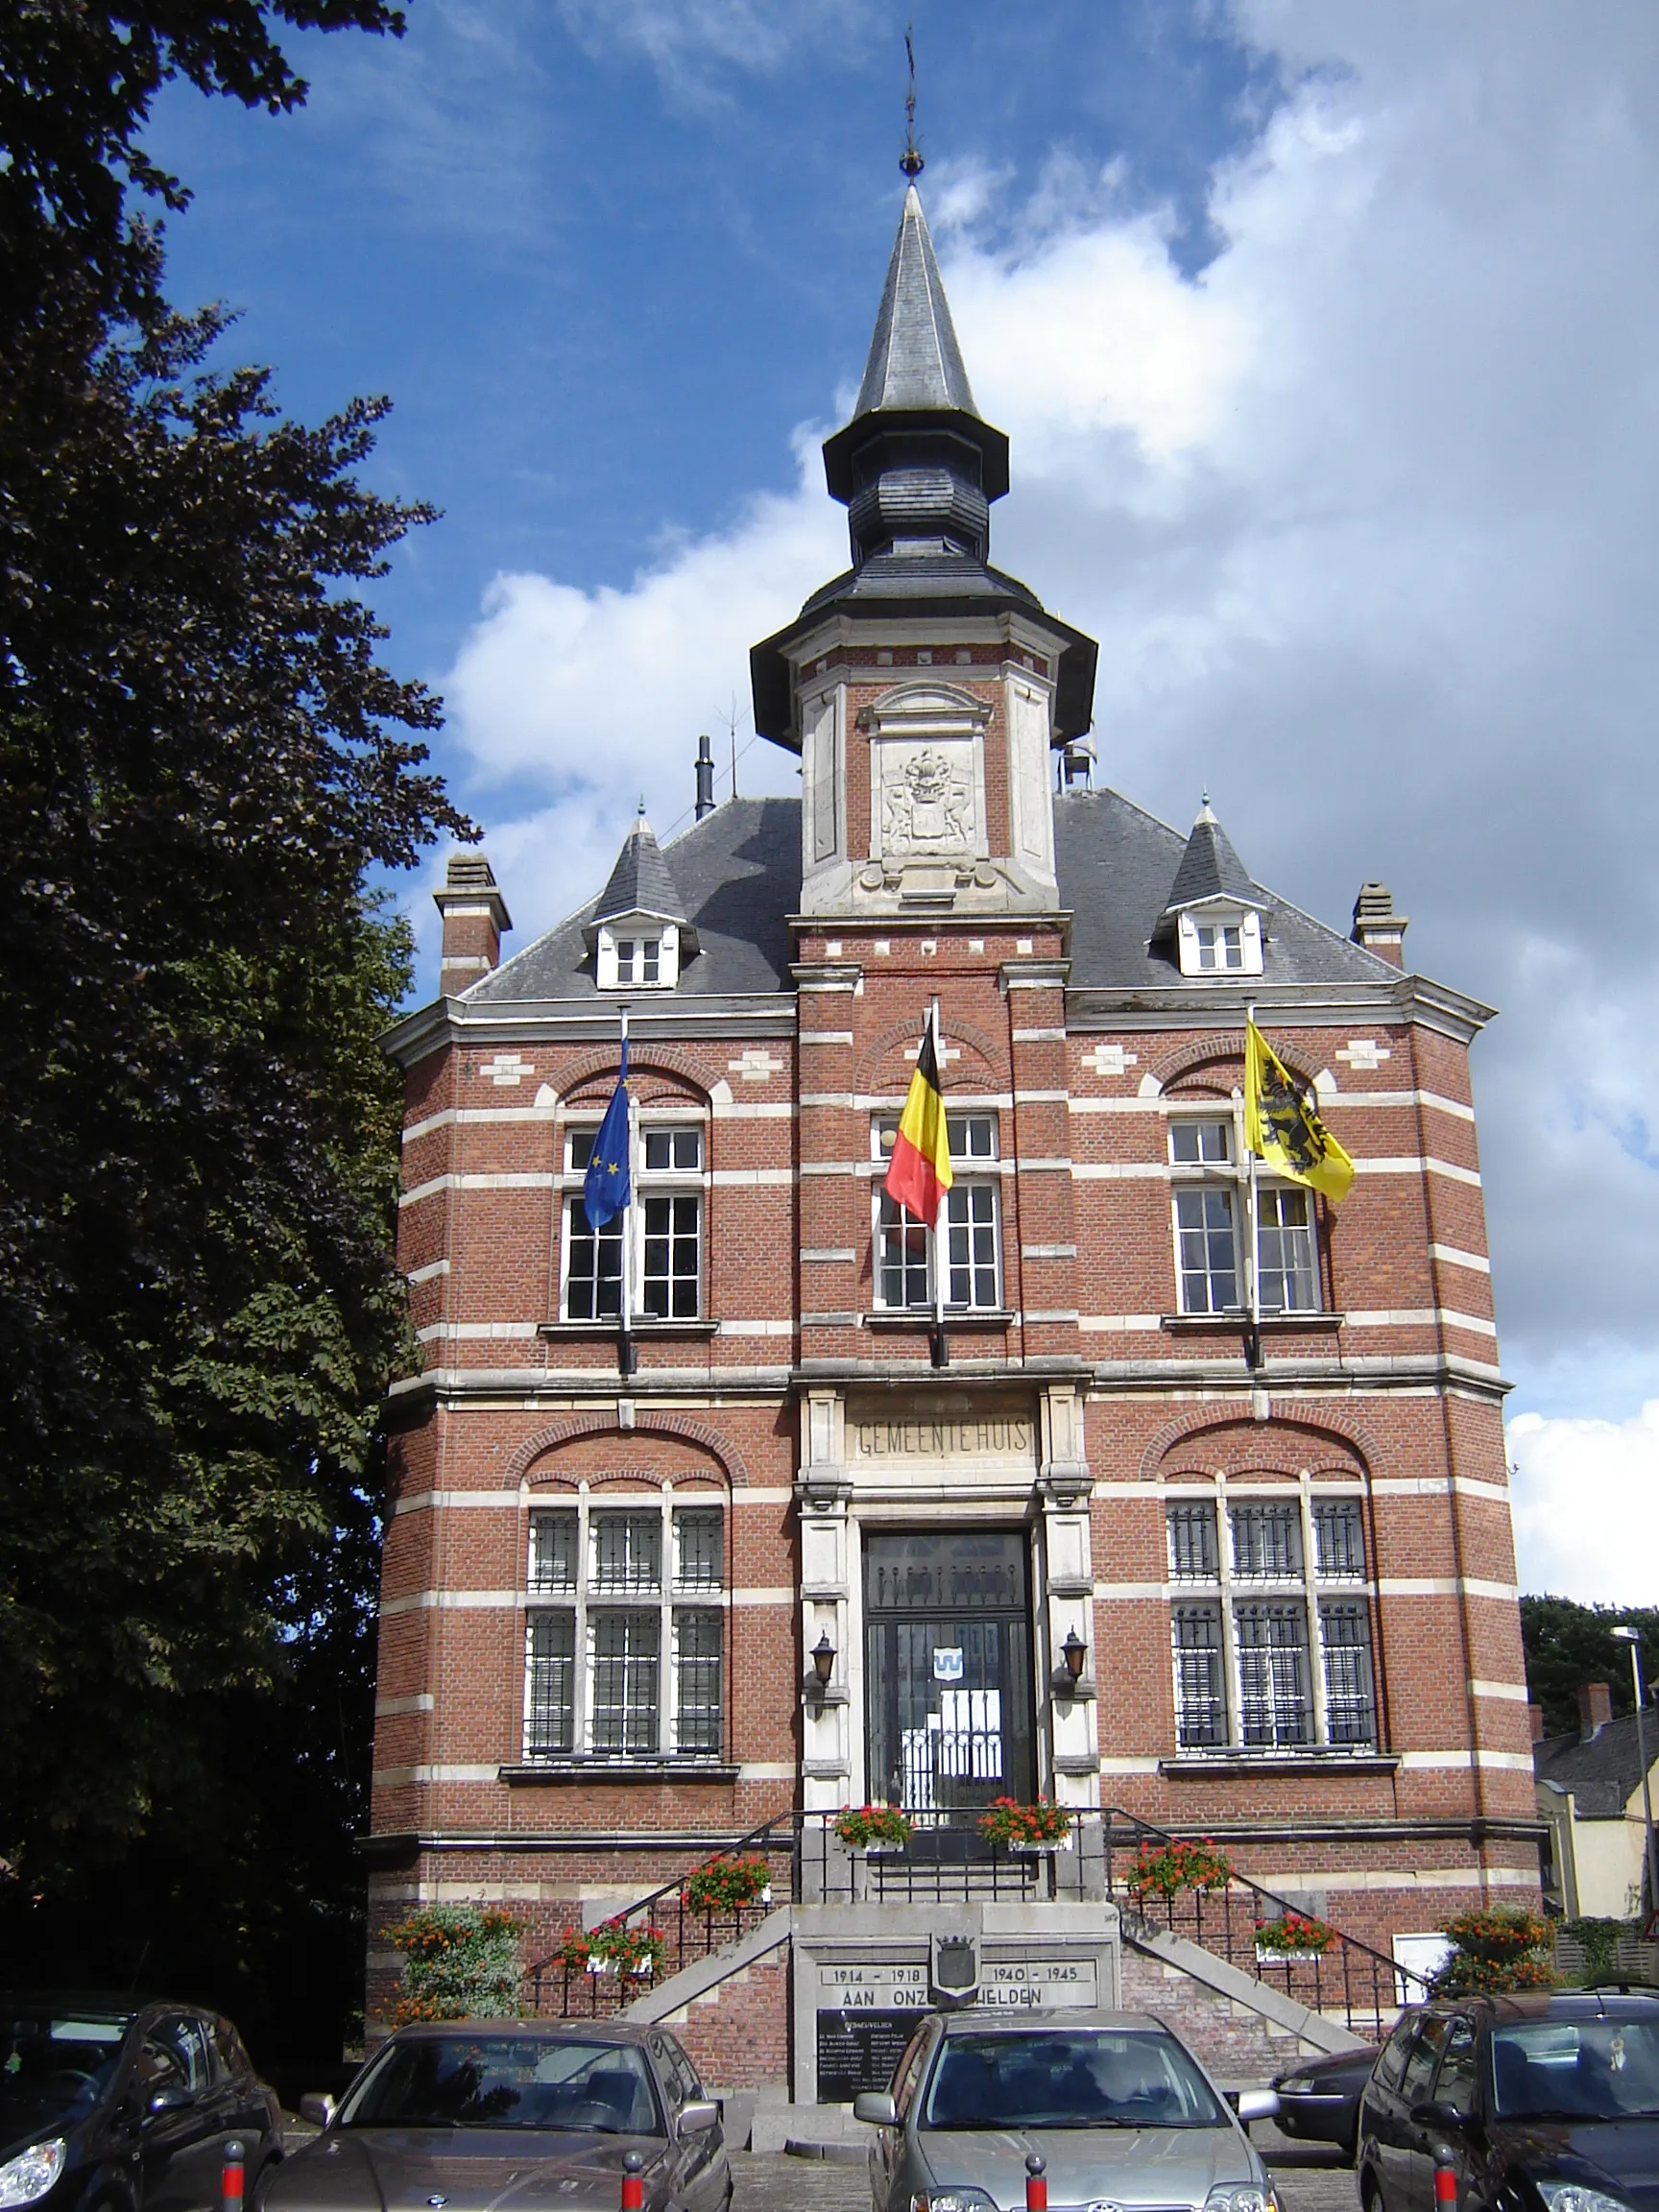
1245, 1019, 1355, 1205
884, 1017, 953, 1224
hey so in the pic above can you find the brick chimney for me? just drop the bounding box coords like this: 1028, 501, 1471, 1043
1577, 1681, 1614, 1741
1352, 880, 1408, 967
434, 854, 512, 996
1529, 1702, 1546, 1743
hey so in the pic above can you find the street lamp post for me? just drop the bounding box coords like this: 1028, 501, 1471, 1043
1611, 1625, 1659, 1937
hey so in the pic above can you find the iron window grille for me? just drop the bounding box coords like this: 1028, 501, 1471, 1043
560, 1120, 705, 1321
1165, 1490, 1378, 1752
525, 1500, 725, 1762
872, 1114, 1002, 1310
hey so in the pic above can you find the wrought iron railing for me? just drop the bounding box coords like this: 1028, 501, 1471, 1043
1100, 1804, 1432, 2039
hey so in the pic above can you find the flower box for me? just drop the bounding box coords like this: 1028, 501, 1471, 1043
834, 1804, 915, 1851
978, 1797, 1074, 1851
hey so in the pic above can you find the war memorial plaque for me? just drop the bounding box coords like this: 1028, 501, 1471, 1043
814, 1961, 927, 2102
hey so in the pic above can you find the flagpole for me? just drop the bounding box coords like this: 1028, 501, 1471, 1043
617, 1002, 636, 1380
1244, 1000, 1262, 1375
929, 997, 948, 1371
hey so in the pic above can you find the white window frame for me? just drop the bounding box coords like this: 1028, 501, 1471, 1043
1165, 1481, 1378, 1754
1167, 1105, 1321, 1316
870, 1113, 1003, 1311
524, 1493, 727, 1763
1175, 904, 1264, 977
595, 919, 680, 991
557, 1116, 708, 1321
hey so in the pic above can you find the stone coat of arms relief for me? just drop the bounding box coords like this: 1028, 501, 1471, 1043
879, 742, 977, 856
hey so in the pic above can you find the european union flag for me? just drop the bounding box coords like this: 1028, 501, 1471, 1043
583, 1043, 631, 1230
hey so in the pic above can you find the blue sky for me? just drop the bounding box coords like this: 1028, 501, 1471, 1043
143, 1, 1659, 1599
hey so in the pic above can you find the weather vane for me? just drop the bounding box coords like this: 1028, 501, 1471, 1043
902, 24, 924, 180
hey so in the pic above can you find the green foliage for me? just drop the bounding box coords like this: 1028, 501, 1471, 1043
389, 1907, 523, 2026
976, 1797, 1073, 1848
1560, 1916, 1631, 1985
834, 1804, 916, 1848
682, 1856, 773, 1912
1431, 1908, 1555, 1995
1521, 1596, 1659, 1736
0, 0, 472, 2059
1127, 1837, 1234, 1899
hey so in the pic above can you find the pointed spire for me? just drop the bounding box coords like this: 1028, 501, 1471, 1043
854, 184, 978, 418
1165, 798, 1257, 911
592, 809, 688, 928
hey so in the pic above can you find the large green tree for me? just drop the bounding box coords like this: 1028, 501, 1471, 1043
1521, 1595, 1659, 1740
0, 1, 469, 2019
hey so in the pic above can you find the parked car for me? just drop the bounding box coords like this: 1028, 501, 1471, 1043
1271, 2044, 1381, 2161
854, 2007, 1282, 2212
1357, 1988, 1659, 2212
0, 1991, 284, 2212
271, 2021, 729, 2212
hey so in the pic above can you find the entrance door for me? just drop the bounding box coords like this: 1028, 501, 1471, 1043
864, 1529, 1035, 1815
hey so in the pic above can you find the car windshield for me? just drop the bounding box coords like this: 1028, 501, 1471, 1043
921, 2031, 1229, 2131
0, 2010, 131, 2131
340, 2036, 662, 2135
1491, 2020, 1659, 2122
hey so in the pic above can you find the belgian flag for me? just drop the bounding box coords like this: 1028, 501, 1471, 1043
885, 1016, 954, 1225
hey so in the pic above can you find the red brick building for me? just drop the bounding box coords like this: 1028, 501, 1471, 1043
371, 183, 1539, 2092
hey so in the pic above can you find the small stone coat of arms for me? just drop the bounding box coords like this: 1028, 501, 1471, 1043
881, 745, 975, 854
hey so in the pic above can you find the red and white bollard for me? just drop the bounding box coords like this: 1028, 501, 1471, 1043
221, 2141, 246, 2212
1025, 2150, 1047, 2212
620, 2151, 644, 2212
1434, 2148, 1457, 2212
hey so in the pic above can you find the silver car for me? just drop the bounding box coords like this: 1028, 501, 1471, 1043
272, 2021, 730, 2212
854, 2008, 1282, 2212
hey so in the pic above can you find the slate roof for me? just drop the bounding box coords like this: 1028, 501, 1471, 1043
854, 184, 978, 417
1163, 801, 1261, 913
1536, 1713, 1659, 1819
591, 810, 686, 927
467, 787, 1397, 1003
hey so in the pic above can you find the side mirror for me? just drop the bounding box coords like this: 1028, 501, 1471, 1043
678, 2100, 720, 2136
1235, 2089, 1281, 2125
853, 2091, 899, 2127
148, 2086, 193, 2117
1412, 2100, 1469, 2130
298, 2094, 337, 2128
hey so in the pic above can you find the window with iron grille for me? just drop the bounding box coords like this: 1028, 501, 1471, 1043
1236, 1600, 1313, 1746
1164, 1487, 1379, 1755
1320, 1601, 1378, 1743
561, 1122, 705, 1321
1172, 1603, 1227, 1746
873, 1116, 1001, 1310
1312, 1500, 1366, 1579
1231, 1502, 1303, 1580
1167, 1502, 1219, 1581
524, 1502, 725, 1762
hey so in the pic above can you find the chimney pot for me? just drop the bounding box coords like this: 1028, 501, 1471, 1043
695, 733, 715, 822
1577, 1681, 1614, 1740
433, 850, 512, 993
1352, 879, 1408, 969
1528, 1701, 1546, 1743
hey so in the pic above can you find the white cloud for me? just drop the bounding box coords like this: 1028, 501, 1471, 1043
439, 0, 1659, 1540
553, 0, 870, 102
1508, 1403, 1659, 1605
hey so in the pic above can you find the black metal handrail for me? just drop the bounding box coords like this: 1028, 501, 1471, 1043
1100, 1804, 1431, 2038
524, 1812, 800, 2018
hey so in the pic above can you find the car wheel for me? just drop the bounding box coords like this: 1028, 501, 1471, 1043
1360, 2170, 1386, 2212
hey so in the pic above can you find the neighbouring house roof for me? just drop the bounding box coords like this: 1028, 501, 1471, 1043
1536, 1711, 1659, 1818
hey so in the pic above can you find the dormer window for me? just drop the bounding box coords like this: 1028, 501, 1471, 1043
596, 920, 680, 991
1176, 906, 1263, 978
616, 936, 660, 985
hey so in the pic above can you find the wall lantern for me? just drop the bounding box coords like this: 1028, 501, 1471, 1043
1052, 1627, 1091, 1699
811, 1631, 837, 1687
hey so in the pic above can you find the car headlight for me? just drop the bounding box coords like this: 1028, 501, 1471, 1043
911, 2193, 1000, 2212
1206, 2187, 1277, 2212
1536, 2186, 1633, 2212
0, 2141, 66, 2209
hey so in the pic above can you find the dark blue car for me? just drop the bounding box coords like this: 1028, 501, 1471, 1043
1358, 1989, 1659, 2212
0, 1994, 283, 2212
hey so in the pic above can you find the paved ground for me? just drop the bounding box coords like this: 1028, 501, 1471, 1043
732, 2126, 1360, 2212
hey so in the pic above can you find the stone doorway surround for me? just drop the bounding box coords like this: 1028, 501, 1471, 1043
796, 1382, 1099, 1815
